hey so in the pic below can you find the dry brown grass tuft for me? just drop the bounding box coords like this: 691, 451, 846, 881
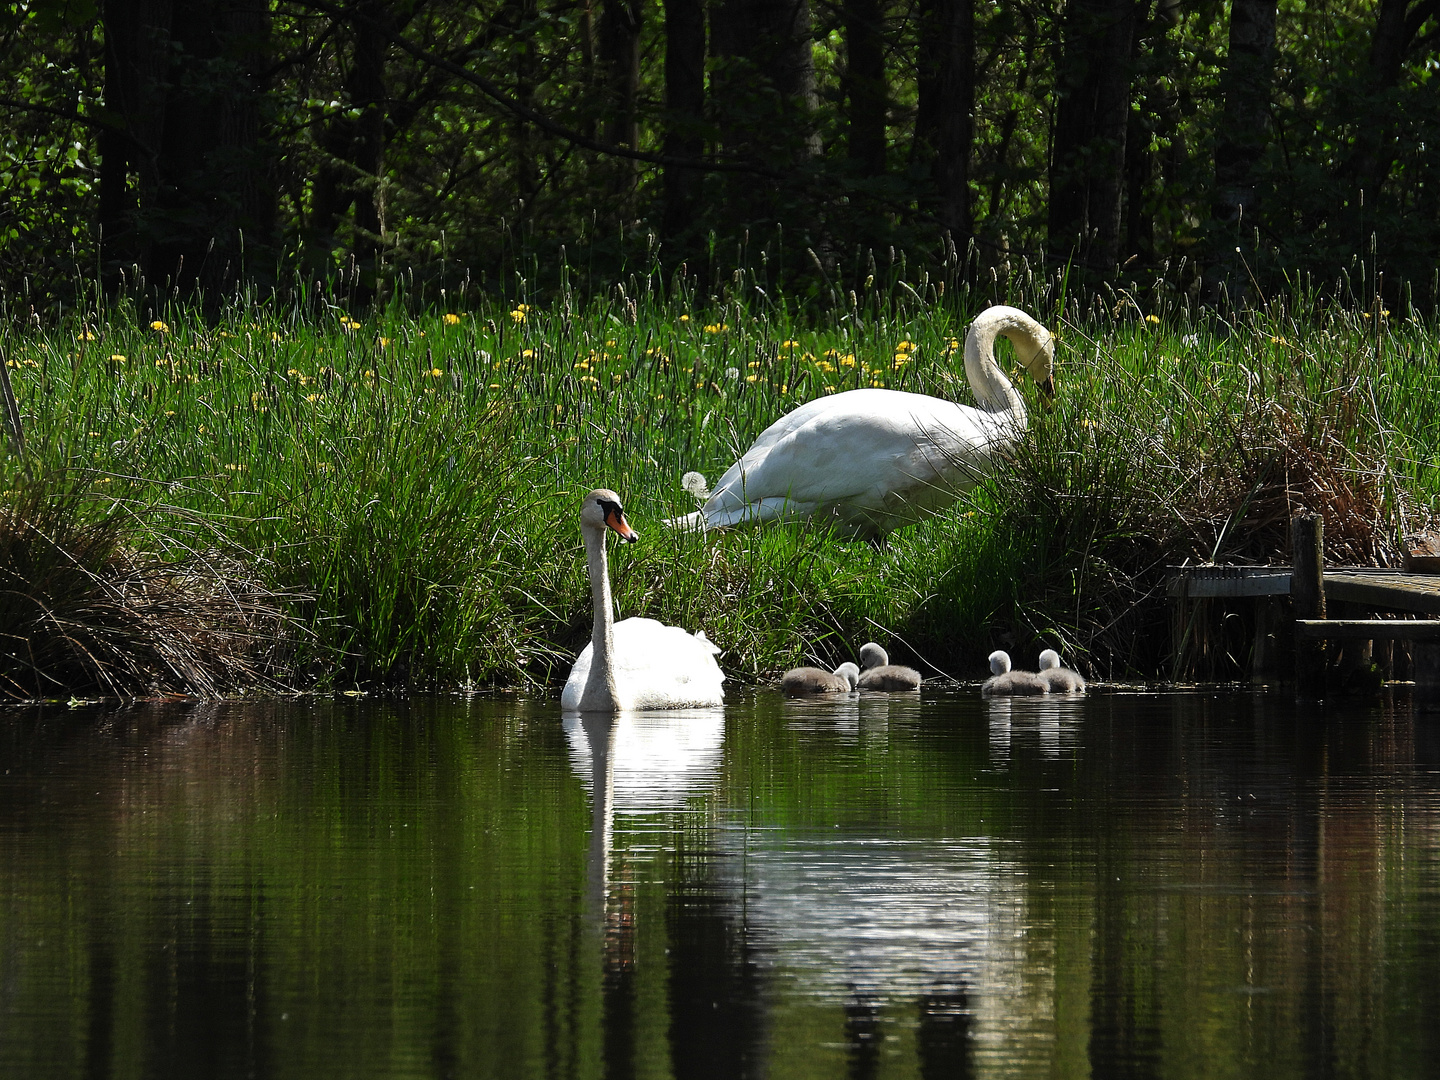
0, 482, 305, 700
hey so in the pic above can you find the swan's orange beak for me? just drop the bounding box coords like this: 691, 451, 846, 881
606, 506, 640, 543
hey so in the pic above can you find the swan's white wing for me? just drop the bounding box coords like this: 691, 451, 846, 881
562, 617, 725, 710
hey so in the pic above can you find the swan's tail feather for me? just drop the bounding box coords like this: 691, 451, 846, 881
665, 497, 815, 532
664, 510, 708, 531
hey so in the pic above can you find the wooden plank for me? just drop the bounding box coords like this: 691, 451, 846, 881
1166, 564, 1440, 610
1296, 619, 1440, 640
1324, 570, 1440, 616
1168, 567, 1293, 598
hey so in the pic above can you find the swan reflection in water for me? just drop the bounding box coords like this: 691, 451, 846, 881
562, 709, 726, 961
563, 704, 1045, 1076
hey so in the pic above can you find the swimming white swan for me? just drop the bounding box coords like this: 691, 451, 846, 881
1037, 649, 1086, 693
667, 305, 1055, 540
856, 642, 922, 690
981, 650, 1047, 696
781, 661, 861, 695
561, 489, 725, 711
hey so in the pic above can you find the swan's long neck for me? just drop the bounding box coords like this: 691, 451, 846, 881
580, 526, 621, 711
964, 308, 1046, 423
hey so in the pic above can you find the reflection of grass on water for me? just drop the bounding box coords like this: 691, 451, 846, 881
1, 277, 1436, 695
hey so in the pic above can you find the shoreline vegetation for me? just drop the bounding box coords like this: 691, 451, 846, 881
1, 269, 1437, 700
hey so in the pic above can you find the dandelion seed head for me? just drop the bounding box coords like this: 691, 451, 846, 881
681, 471, 710, 499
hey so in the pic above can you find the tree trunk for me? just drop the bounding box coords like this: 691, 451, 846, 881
310, 2, 390, 297
599, 0, 643, 150
99, 0, 151, 286
1125, 0, 1182, 267
1339, 0, 1435, 201
661, 0, 707, 254
844, 0, 887, 176
712, 0, 819, 228
913, 0, 974, 242
349, 1, 389, 281
1048, 0, 1138, 274
514, 0, 541, 213
1212, 0, 1277, 232
101, 0, 275, 297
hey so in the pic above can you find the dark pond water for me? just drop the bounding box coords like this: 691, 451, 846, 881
3, 687, 1440, 1079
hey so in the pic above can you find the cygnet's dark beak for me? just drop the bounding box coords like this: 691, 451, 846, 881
1038, 373, 1056, 399
606, 506, 640, 543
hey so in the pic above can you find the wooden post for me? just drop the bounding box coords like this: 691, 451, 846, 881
1292, 513, 1327, 695
1416, 643, 1440, 690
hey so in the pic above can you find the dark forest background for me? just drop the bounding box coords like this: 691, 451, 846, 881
2, 0, 1438, 311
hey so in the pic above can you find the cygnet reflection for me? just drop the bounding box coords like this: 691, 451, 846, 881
985, 695, 1084, 765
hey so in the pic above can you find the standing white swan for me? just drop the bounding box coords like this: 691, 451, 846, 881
561, 489, 725, 711
667, 305, 1055, 540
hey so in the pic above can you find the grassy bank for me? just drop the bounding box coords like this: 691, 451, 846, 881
2, 274, 1437, 697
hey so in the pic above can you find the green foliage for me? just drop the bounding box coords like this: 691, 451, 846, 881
1, 264, 1437, 693
3, 0, 1439, 310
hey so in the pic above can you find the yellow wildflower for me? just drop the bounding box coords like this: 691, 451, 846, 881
1146, 314, 1161, 324
78, 331, 95, 342
840, 355, 857, 367
521, 348, 535, 359
150, 320, 169, 333
431, 367, 444, 377
340, 317, 361, 331
509, 306, 528, 323
379, 337, 392, 347
443, 313, 461, 325
109, 354, 126, 364
679, 314, 690, 322
746, 374, 759, 383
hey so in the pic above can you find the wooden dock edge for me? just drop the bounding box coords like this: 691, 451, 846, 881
1166, 515, 1440, 691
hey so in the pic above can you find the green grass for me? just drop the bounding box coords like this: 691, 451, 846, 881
1, 271, 1437, 696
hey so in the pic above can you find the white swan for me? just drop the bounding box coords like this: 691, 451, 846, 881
667, 305, 1054, 540
561, 489, 725, 711
855, 642, 922, 690
781, 661, 861, 695
981, 650, 1047, 696
1037, 649, 1086, 693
